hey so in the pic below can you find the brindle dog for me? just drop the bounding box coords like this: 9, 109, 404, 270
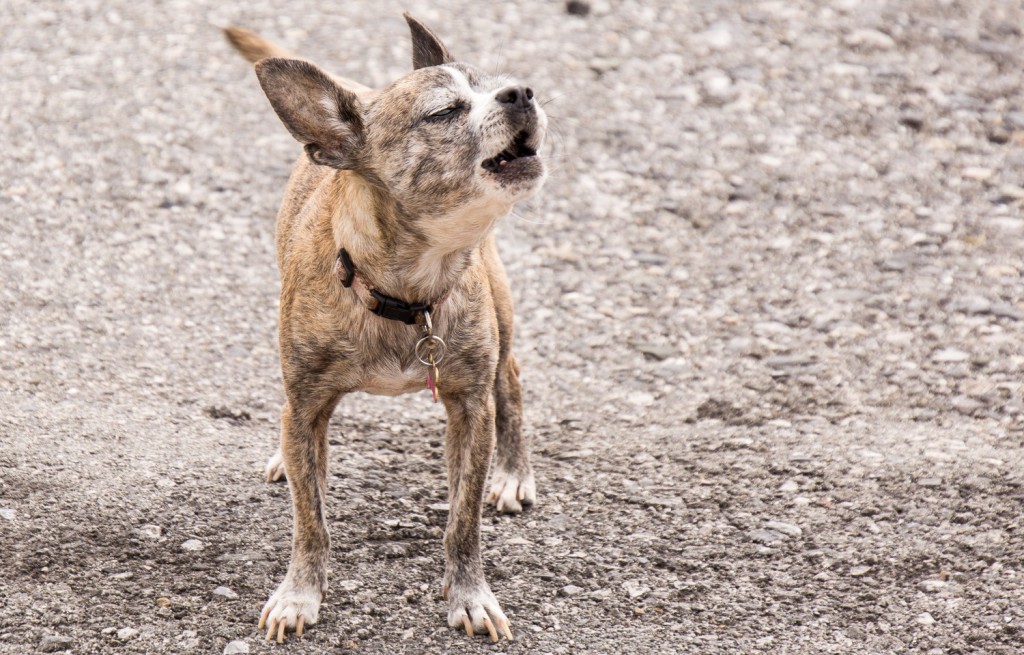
224, 14, 545, 644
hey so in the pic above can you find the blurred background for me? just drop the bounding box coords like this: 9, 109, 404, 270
2, 1, 1023, 654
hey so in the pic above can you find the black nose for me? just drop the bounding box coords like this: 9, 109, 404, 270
496, 85, 534, 110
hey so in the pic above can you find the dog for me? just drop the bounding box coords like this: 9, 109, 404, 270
224, 14, 545, 644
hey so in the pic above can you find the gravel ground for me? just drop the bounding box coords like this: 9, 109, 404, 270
3, 1, 1024, 653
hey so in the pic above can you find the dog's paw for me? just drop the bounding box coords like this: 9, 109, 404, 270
486, 469, 536, 513
259, 579, 321, 643
444, 581, 513, 642
264, 449, 286, 482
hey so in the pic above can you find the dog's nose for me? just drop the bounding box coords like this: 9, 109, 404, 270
496, 85, 534, 110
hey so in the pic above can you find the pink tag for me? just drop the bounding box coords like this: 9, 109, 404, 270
426, 371, 437, 403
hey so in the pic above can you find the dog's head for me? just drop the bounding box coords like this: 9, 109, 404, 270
254, 15, 547, 236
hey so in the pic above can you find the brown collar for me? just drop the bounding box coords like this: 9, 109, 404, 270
334, 248, 447, 325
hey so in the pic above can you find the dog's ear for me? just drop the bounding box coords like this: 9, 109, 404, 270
403, 13, 453, 69
254, 58, 364, 170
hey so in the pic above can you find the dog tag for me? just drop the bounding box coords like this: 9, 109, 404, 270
426, 360, 439, 402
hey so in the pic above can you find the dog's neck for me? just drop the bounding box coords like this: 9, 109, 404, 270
330, 171, 509, 306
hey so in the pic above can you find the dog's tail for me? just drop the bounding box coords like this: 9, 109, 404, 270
224, 26, 293, 63
223, 26, 378, 101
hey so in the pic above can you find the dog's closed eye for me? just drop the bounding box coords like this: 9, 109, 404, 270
426, 104, 463, 121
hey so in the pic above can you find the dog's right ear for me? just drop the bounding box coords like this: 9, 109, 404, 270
254, 58, 364, 170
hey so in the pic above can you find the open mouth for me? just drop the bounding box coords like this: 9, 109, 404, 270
481, 130, 538, 174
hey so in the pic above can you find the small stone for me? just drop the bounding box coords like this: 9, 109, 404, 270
565, 0, 590, 16
213, 586, 238, 599
622, 580, 650, 599
917, 478, 943, 488
990, 303, 1023, 320
156, 597, 171, 607
764, 520, 802, 537
1004, 111, 1024, 130
223, 640, 250, 654
779, 480, 799, 493
135, 524, 162, 539
38, 635, 74, 652
748, 529, 786, 546
962, 166, 995, 181
560, 585, 584, 597
699, 23, 734, 50
0, 508, 15, 521
180, 539, 204, 551
916, 611, 936, 626
919, 579, 947, 593
951, 396, 986, 414
949, 296, 991, 315
931, 348, 969, 363
506, 537, 533, 546
849, 565, 872, 577
427, 503, 450, 512
635, 342, 678, 361
997, 184, 1024, 201
899, 112, 925, 131
626, 391, 656, 406
845, 28, 896, 50
116, 627, 138, 640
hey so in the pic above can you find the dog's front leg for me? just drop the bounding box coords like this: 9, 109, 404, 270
441, 391, 513, 641
259, 398, 335, 642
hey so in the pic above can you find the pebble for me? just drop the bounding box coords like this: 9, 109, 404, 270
0, 508, 15, 521
223, 641, 250, 654
931, 348, 969, 363
560, 584, 584, 596
748, 529, 786, 546
779, 480, 799, 493
180, 539, 204, 551
845, 28, 896, 50
635, 342, 678, 361
116, 627, 138, 640
622, 580, 650, 599
134, 524, 162, 539
213, 586, 238, 599
38, 635, 74, 652
764, 520, 803, 537
849, 565, 872, 577
916, 612, 936, 626
917, 478, 943, 488
919, 579, 947, 593
564, 0, 590, 16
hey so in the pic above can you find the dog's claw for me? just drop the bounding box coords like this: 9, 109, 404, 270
462, 616, 473, 637
259, 578, 320, 644
264, 449, 287, 482
487, 470, 536, 514
483, 617, 498, 643
502, 620, 514, 641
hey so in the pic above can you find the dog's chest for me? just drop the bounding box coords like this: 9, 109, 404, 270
359, 358, 428, 397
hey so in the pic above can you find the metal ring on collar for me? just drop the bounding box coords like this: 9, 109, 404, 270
415, 335, 447, 366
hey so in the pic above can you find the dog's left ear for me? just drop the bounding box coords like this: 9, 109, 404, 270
255, 58, 364, 170
404, 13, 453, 69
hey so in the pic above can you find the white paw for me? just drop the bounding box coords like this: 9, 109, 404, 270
259, 579, 321, 643
486, 470, 536, 513
446, 582, 513, 642
264, 449, 286, 482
